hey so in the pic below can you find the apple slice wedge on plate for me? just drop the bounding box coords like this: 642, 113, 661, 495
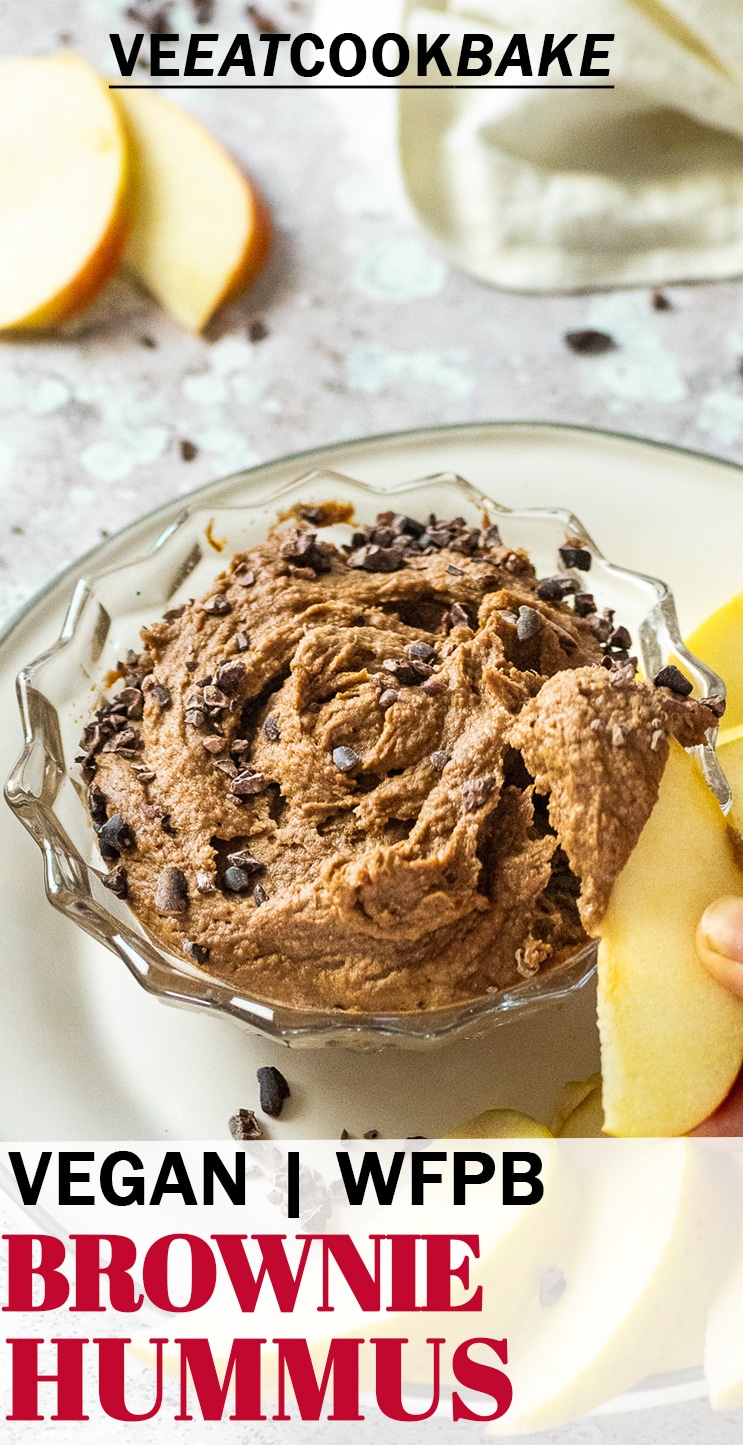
114, 87, 271, 332
598, 739, 743, 1138
0, 53, 130, 330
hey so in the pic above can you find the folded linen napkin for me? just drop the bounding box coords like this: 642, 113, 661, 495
316, 0, 743, 291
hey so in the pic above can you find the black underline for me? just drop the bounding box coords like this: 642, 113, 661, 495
108, 82, 614, 90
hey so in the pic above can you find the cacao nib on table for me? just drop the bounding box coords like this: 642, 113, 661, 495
564, 329, 616, 355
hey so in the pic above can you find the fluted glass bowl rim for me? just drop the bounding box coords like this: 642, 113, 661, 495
4, 463, 729, 1049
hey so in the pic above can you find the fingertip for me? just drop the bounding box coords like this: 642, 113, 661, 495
699, 896, 743, 965
696, 915, 743, 1001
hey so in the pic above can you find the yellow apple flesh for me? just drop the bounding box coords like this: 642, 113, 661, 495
550, 1075, 602, 1136
556, 1085, 605, 1137
598, 740, 743, 1137
551, 1075, 605, 1137
491, 1142, 732, 1432
358, 1141, 577, 1387
705, 1154, 743, 1408
114, 87, 271, 332
447, 1108, 553, 1138
686, 588, 743, 730
0, 53, 130, 329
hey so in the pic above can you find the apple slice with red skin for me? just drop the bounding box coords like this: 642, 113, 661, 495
0, 52, 130, 330
113, 86, 271, 332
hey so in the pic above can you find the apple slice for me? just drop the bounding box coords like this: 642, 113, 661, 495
598, 740, 743, 1137
549, 1069, 601, 1132
492, 1142, 732, 1432
447, 1108, 552, 1138
0, 53, 130, 329
686, 588, 743, 730
358, 1141, 577, 1387
705, 1154, 743, 1408
556, 1084, 605, 1137
113, 87, 271, 332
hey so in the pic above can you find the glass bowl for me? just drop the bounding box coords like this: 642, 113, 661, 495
4, 468, 729, 1049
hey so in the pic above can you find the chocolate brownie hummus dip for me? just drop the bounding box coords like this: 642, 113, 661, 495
79, 505, 719, 1013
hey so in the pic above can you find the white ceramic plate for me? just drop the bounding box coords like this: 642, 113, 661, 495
2, 422, 742, 1144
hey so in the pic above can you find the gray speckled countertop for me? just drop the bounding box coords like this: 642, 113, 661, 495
3, 0, 743, 627
3, 5, 743, 1439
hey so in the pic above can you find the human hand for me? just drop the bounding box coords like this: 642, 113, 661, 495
691, 898, 743, 1135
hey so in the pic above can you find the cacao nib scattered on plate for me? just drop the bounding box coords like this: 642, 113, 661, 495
229, 1109, 264, 1141
257, 1065, 290, 1118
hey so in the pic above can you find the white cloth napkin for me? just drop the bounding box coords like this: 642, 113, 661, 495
316, 0, 743, 291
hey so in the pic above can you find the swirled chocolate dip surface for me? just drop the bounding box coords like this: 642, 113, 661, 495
81, 506, 717, 1012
